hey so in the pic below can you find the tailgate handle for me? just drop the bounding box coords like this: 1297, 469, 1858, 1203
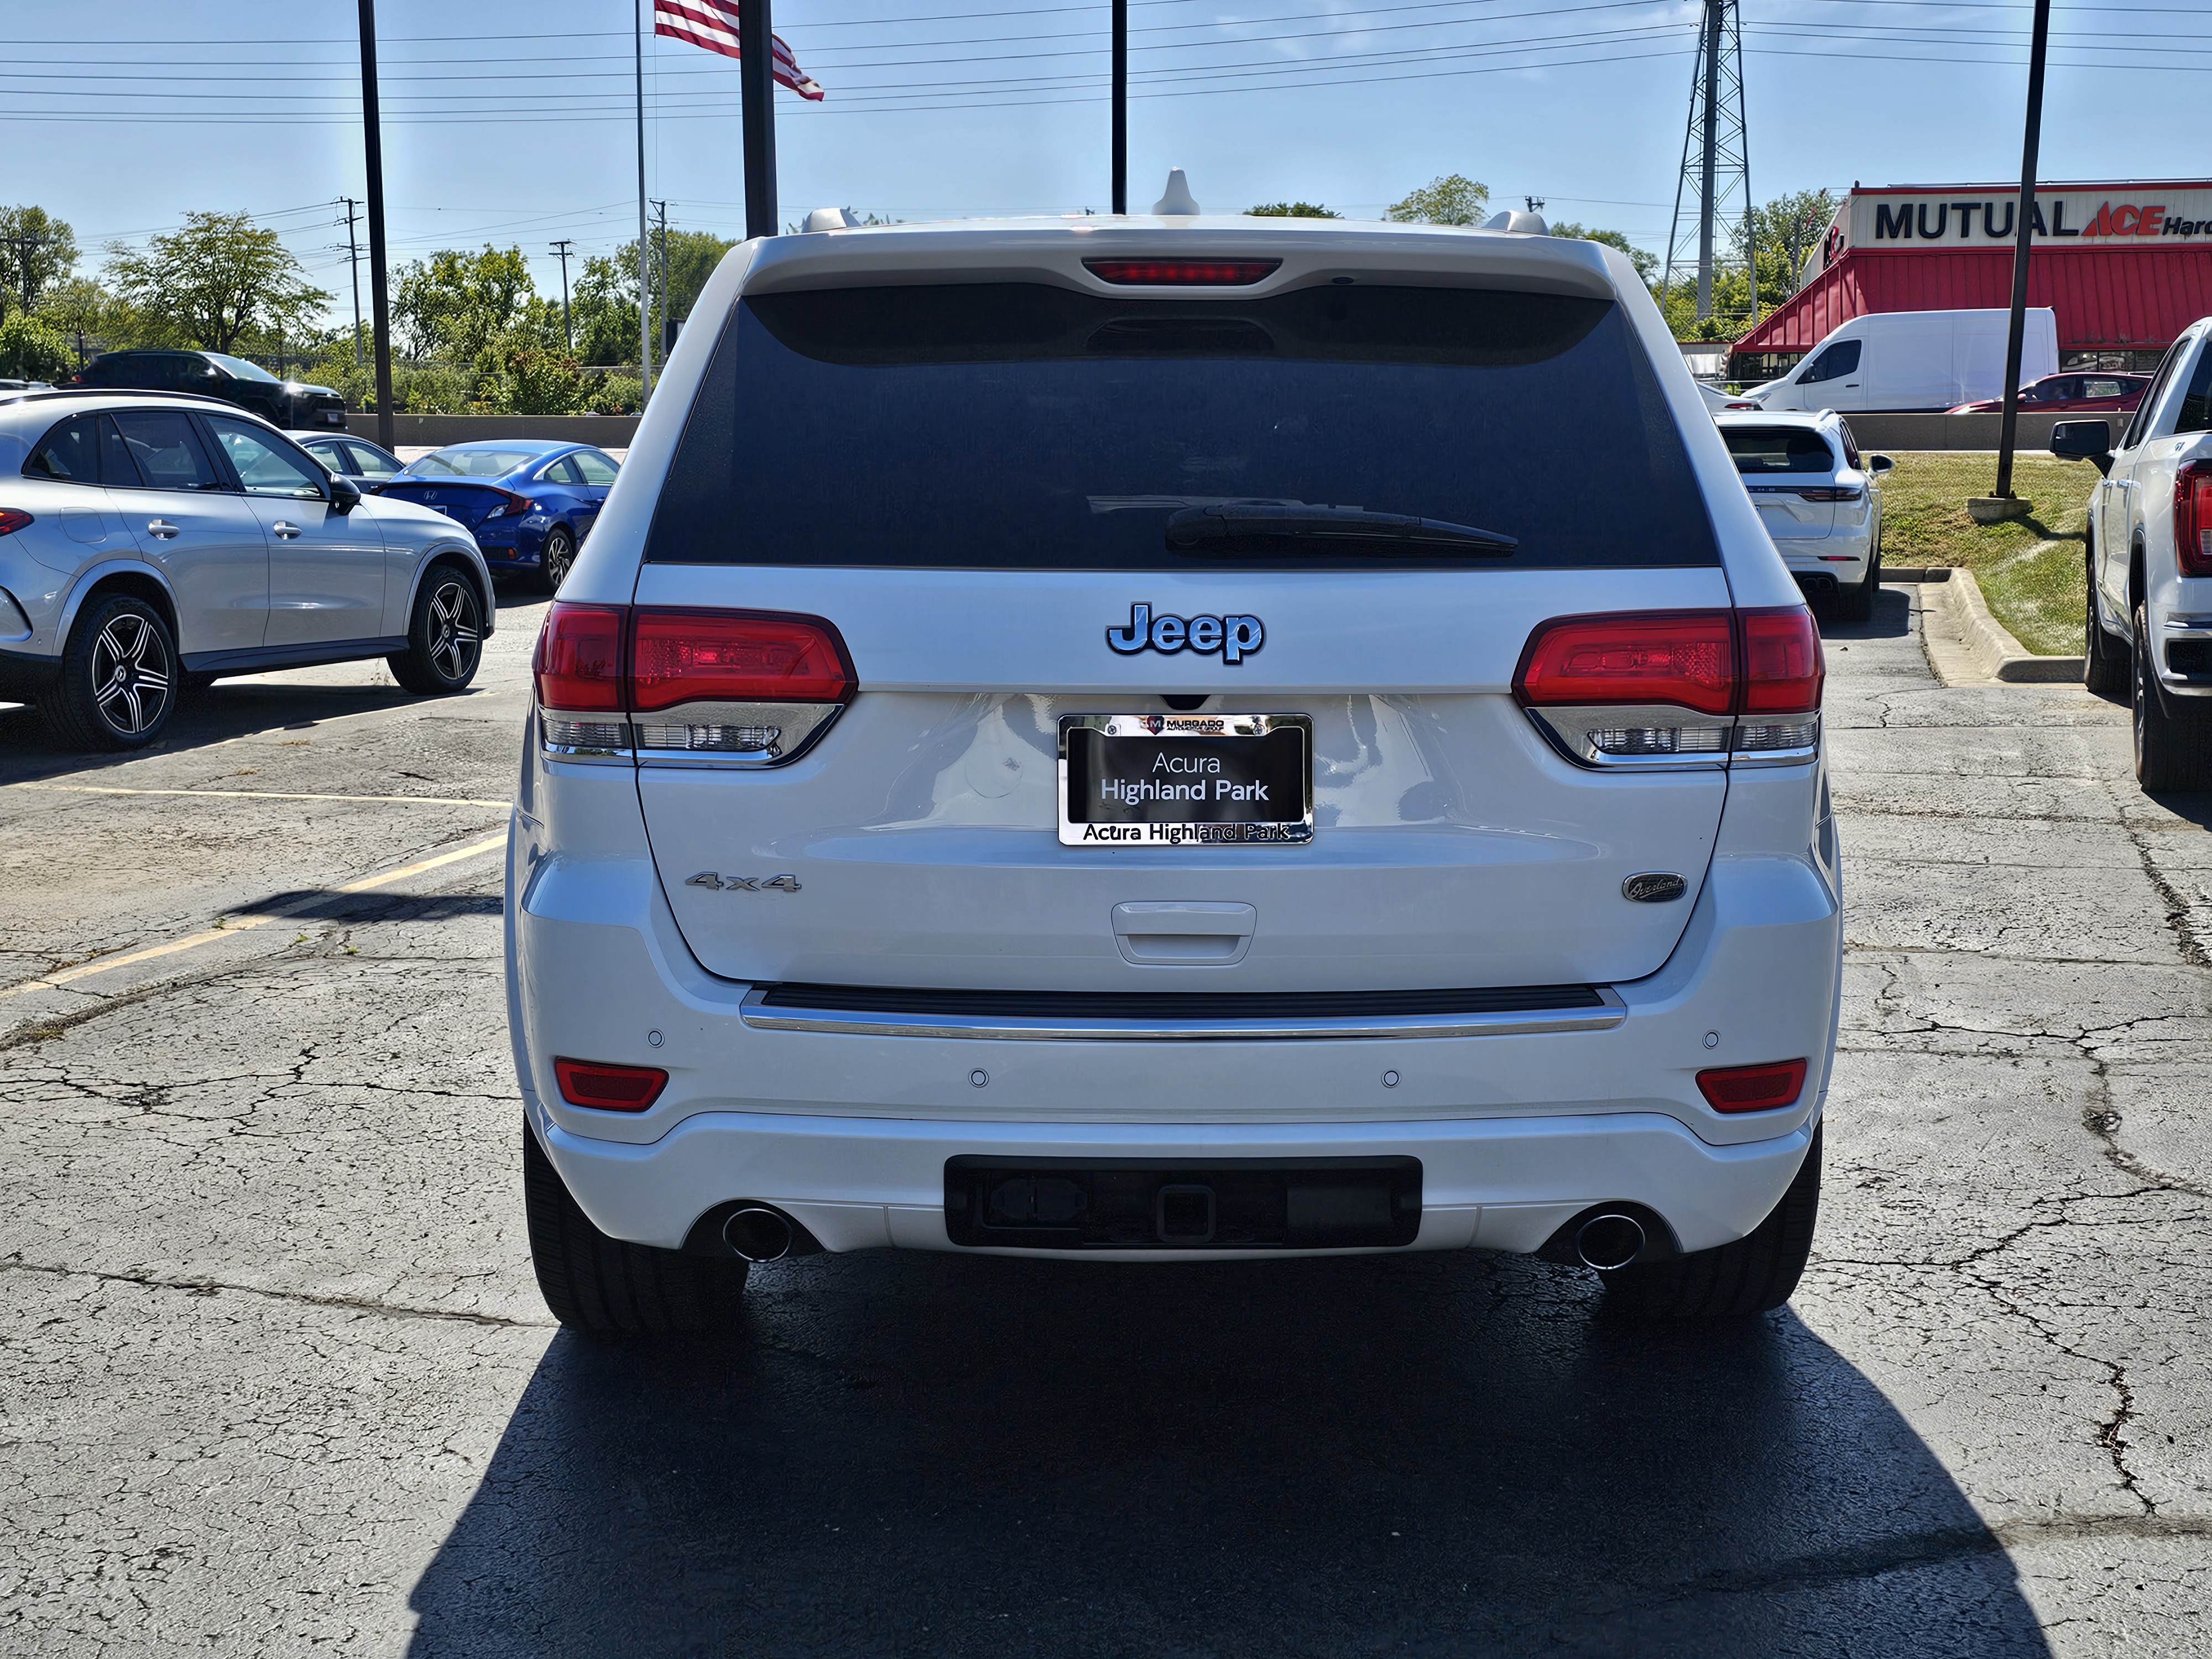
1112, 901, 1255, 967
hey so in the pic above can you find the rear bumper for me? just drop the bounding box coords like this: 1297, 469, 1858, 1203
508, 773, 1844, 1259
533, 1106, 1816, 1260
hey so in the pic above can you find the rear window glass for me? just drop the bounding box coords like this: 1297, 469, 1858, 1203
646, 283, 1718, 571
1722, 426, 1836, 474
408, 448, 538, 478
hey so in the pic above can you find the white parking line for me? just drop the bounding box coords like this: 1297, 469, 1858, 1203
8, 784, 509, 808
0, 830, 510, 1003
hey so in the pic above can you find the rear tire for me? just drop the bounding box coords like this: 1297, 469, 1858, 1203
540, 525, 577, 594
2083, 558, 2128, 698
523, 1124, 749, 1335
41, 594, 178, 752
1603, 1124, 1822, 1319
2132, 598, 2212, 790
1833, 543, 1877, 624
386, 565, 484, 695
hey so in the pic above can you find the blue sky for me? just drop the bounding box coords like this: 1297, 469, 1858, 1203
6, 0, 2205, 327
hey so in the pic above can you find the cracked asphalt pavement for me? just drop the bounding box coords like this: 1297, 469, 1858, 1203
0, 582, 2206, 1656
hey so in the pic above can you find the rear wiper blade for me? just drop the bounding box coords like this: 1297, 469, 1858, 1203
1164, 502, 1517, 555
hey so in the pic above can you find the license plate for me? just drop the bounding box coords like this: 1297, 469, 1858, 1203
1057, 713, 1312, 847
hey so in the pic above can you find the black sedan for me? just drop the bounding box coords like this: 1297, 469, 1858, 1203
73, 350, 347, 429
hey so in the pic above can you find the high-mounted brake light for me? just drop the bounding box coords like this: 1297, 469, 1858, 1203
2177, 462, 2212, 577
1514, 607, 1823, 767
1697, 1058, 1808, 1113
552, 1056, 668, 1112
532, 602, 855, 764
0, 509, 31, 536
1083, 258, 1281, 286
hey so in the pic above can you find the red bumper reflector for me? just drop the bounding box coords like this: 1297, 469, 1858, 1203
552, 1057, 669, 1112
1083, 258, 1282, 286
1697, 1058, 1808, 1113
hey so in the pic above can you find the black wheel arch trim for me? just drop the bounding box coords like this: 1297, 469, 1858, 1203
406, 548, 495, 638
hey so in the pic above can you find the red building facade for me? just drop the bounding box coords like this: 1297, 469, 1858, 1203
1731, 181, 2212, 380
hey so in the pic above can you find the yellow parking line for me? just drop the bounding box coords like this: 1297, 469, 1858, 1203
0, 830, 510, 1003
9, 784, 508, 808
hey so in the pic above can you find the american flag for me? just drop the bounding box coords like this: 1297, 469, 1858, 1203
653, 1, 825, 101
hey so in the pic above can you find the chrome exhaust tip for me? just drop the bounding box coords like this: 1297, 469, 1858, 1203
1574, 1212, 1647, 1272
723, 1206, 795, 1262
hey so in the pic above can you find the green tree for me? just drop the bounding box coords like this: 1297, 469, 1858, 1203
0, 312, 72, 380
1738, 187, 1841, 300
570, 252, 640, 367
0, 206, 79, 317
394, 244, 544, 359
1386, 175, 1489, 226
1246, 201, 1342, 219
1550, 223, 1658, 285
33, 275, 115, 357
103, 211, 329, 354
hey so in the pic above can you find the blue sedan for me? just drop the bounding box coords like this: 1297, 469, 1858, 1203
374, 439, 618, 591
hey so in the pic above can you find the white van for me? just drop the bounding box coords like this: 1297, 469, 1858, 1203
1751, 308, 2059, 413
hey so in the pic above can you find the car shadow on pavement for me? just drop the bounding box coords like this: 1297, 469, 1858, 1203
0, 685, 427, 784
407, 1249, 2049, 1657
1815, 581, 1916, 643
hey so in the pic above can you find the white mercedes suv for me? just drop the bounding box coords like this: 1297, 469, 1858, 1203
505, 212, 1843, 1334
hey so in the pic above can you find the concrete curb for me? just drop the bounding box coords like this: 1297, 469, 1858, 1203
1910, 566, 2084, 685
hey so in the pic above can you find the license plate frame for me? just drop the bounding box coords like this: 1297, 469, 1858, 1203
1057, 713, 1313, 847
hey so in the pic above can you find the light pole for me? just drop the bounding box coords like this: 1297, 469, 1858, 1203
1990, 0, 2054, 512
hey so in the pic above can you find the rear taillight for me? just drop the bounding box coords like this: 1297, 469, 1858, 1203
1515, 607, 1823, 768
1083, 258, 1281, 285
2178, 462, 2212, 577
1794, 486, 1862, 503
487, 489, 534, 519
533, 602, 854, 765
552, 1056, 668, 1112
0, 509, 30, 536
1697, 1058, 1808, 1113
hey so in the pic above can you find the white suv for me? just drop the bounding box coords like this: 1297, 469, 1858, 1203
1714, 410, 1891, 623
505, 214, 1842, 1334
2068, 316, 2212, 788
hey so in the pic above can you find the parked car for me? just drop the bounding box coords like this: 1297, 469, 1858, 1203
0, 378, 54, 393
1947, 372, 2148, 416
2060, 314, 2212, 787
72, 350, 348, 431
1714, 410, 1891, 623
374, 439, 616, 591
1748, 308, 2059, 412
0, 389, 494, 749
1697, 382, 1761, 413
291, 430, 404, 481
507, 207, 1840, 1335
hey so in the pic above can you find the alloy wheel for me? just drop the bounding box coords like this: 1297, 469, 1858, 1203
427, 580, 482, 684
91, 612, 174, 737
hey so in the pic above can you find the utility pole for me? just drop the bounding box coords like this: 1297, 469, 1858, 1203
1989, 0, 2054, 511
1525, 196, 1546, 215
636, 0, 653, 397
650, 200, 672, 356
357, 0, 395, 448
337, 197, 363, 368
739, 0, 778, 238
549, 238, 575, 352
8, 230, 44, 312
1112, 0, 1128, 214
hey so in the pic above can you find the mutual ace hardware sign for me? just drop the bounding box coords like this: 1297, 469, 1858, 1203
1823, 183, 2212, 262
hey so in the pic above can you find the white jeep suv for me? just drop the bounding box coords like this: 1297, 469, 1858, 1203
505, 214, 1843, 1333
2068, 315, 2212, 788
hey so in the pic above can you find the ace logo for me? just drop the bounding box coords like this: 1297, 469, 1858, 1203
1105, 602, 1265, 665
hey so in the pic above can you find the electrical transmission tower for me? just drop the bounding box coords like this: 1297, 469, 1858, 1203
1661, 0, 1756, 327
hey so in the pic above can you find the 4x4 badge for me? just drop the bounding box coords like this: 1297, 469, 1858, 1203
686, 872, 801, 893
1105, 602, 1264, 665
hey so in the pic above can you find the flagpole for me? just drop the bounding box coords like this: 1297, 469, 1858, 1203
637, 0, 653, 398
740, 0, 778, 238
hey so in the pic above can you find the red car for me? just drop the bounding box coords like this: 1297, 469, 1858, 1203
1948, 372, 2148, 415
